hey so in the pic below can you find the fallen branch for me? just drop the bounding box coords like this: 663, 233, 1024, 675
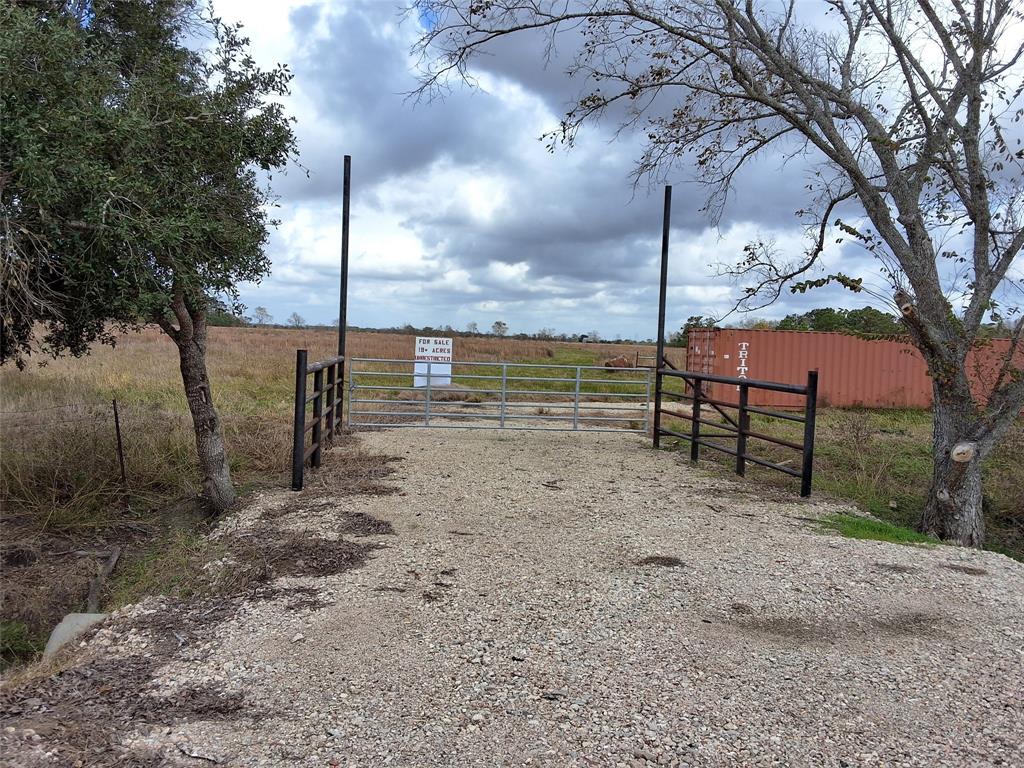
86, 546, 121, 613
176, 744, 221, 764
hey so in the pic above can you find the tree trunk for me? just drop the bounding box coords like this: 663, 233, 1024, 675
172, 310, 236, 514
918, 391, 985, 547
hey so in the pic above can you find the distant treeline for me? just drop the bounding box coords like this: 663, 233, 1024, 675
209, 304, 656, 344
680, 307, 904, 337
211, 304, 1016, 343
678, 306, 1016, 342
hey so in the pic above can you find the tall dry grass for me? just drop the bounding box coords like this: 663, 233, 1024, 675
0, 326, 664, 530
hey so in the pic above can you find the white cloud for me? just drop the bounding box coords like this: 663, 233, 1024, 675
215, 0, 904, 339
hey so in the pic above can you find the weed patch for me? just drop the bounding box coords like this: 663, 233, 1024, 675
0, 622, 44, 669
816, 513, 939, 546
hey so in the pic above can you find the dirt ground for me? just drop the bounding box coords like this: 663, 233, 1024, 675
2, 428, 1022, 767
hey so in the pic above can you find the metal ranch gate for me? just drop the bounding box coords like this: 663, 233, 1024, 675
347, 358, 651, 432
289, 161, 819, 498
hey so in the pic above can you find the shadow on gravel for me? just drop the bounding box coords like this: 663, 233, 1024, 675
940, 563, 988, 576
873, 562, 920, 574
636, 555, 685, 568
728, 609, 946, 645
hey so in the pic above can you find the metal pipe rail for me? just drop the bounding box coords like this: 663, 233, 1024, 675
347, 357, 651, 434
653, 367, 819, 497
292, 350, 345, 491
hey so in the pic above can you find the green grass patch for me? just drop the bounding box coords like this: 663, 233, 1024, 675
1, 621, 46, 670
817, 513, 940, 546
107, 528, 223, 608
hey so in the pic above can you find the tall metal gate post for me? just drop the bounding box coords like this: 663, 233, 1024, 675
800, 369, 819, 497
338, 155, 350, 360
572, 366, 582, 430
292, 349, 308, 491
653, 185, 672, 448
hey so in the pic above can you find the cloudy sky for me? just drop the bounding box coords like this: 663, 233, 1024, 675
217, 0, 894, 339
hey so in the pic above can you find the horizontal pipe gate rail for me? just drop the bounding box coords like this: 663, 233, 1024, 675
292, 350, 345, 491
653, 367, 819, 496
347, 357, 651, 433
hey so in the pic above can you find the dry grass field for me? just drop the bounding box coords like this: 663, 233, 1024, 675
1, 326, 670, 530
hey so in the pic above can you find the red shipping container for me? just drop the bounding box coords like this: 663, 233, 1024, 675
685, 328, 1020, 410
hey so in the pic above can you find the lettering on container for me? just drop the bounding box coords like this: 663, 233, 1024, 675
736, 341, 750, 389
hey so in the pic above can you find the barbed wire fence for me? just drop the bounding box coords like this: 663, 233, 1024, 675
1, 399, 131, 512
2, 396, 290, 527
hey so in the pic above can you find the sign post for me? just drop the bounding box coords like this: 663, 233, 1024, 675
414, 337, 453, 387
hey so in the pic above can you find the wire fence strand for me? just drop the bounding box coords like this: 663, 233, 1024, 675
0, 402, 112, 415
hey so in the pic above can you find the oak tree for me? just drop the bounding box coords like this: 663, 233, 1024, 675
2, 0, 296, 512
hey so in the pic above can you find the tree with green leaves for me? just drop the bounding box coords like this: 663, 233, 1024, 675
777, 307, 904, 336
208, 298, 248, 327
1, 0, 296, 512
416, 0, 1024, 547
669, 315, 716, 347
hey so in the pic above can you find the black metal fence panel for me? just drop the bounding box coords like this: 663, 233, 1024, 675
653, 367, 818, 496
291, 350, 345, 491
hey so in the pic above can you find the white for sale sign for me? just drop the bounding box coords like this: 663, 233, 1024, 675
414, 336, 453, 387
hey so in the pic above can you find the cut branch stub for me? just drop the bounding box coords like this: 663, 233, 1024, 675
950, 442, 977, 463
894, 289, 915, 316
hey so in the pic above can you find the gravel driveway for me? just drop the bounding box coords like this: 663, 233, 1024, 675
5, 428, 1023, 767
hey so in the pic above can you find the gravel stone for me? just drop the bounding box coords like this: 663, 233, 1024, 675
3, 428, 1022, 767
